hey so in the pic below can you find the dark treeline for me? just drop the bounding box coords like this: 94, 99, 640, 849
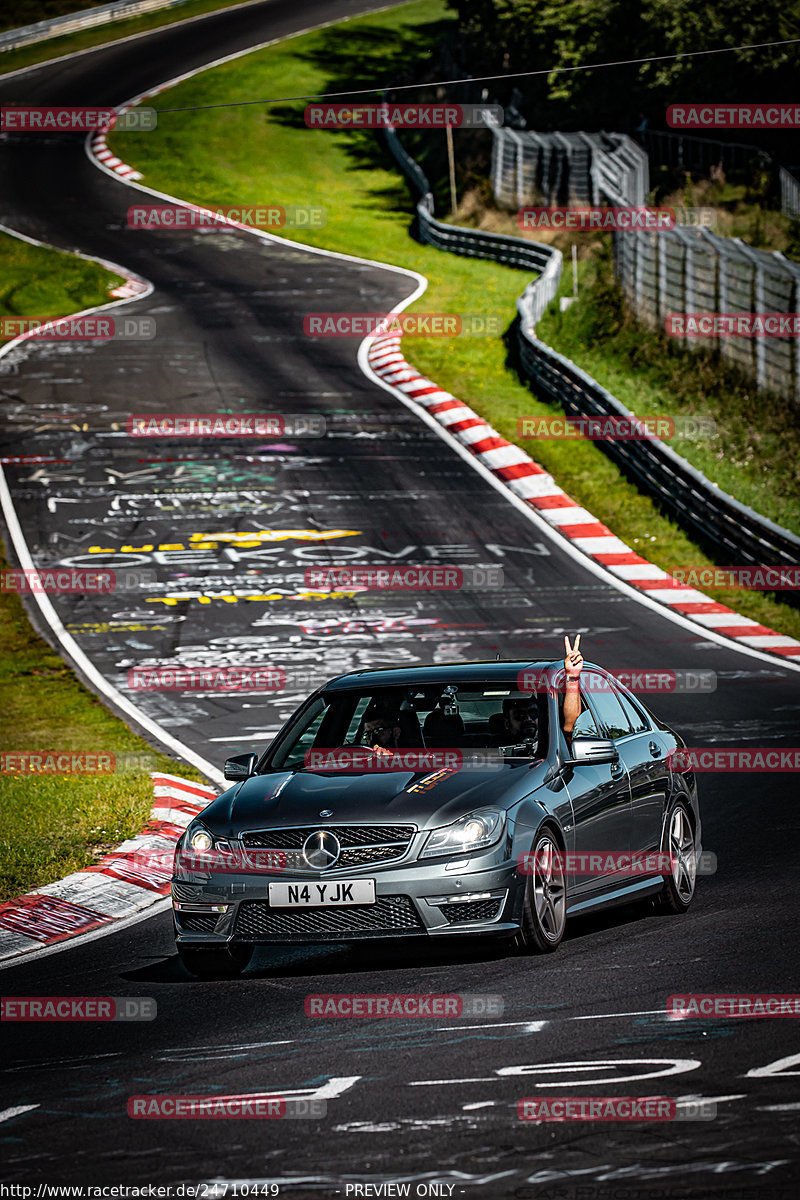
445, 0, 800, 151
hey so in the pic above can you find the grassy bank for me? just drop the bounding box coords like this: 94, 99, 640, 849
0, 544, 205, 900
107, 0, 800, 640
0, 231, 124, 339
534, 249, 800, 537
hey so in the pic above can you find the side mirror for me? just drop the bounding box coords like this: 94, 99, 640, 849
223, 751, 258, 781
568, 737, 618, 766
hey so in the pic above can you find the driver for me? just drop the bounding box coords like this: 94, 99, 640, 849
497, 633, 585, 746
503, 697, 539, 743
360, 705, 402, 756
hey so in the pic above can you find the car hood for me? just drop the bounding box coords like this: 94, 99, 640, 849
202, 762, 547, 835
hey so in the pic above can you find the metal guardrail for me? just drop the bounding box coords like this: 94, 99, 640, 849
383, 122, 800, 569
490, 127, 648, 209
515, 321, 800, 568
615, 225, 800, 400
492, 122, 800, 401
384, 125, 560, 280
780, 166, 800, 219
0, 0, 189, 53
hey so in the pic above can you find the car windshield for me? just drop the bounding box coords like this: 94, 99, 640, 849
268, 682, 548, 771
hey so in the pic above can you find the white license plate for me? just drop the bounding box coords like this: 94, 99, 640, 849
268, 879, 375, 907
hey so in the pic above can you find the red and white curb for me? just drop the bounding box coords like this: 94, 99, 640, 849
90, 126, 142, 182
0, 773, 215, 962
109, 276, 149, 299
368, 333, 800, 661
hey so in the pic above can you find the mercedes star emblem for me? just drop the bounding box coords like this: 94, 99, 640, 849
302, 829, 341, 869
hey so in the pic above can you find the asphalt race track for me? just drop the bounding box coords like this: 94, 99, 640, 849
1, 1, 800, 1194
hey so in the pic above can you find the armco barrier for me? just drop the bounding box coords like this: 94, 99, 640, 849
383, 118, 800, 571
0, 0, 190, 53
383, 123, 562, 289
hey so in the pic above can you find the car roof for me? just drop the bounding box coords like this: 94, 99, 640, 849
321, 659, 592, 692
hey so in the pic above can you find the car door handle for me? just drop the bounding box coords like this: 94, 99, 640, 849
649, 741, 661, 758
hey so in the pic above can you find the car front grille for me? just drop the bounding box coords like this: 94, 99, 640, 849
172, 881, 226, 902
232, 895, 423, 941
242, 824, 415, 849
440, 899, 503, 924
178, 913, 221, 933
240, 824, 416, 871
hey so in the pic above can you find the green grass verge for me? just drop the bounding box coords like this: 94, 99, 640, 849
0, 541, 206, 900
107, 0, 800, 641
0, 0, 259, 75
535, 249, 800, 537
0, 230, 124, 339
0, 227, 201, 897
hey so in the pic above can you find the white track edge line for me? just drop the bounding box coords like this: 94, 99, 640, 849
83, 18, 800, 677
0, 0, 410, 80
0, 896, 173, 970
3, 0, 797, 966
360, 347, 800, 675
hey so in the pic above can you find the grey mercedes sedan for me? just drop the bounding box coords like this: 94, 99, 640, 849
172, 660, 701, 976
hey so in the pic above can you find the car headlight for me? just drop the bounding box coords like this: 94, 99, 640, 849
421, 809, 506, 858
187, 826, 214, 853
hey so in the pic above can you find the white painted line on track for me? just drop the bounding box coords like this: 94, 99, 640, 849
5, 0, 798, 967
0, 1105, 39, 1122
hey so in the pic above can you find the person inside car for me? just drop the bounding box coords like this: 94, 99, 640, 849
360, 705, 402, 756
494, 634, 584, 747
503, 696, 539, 742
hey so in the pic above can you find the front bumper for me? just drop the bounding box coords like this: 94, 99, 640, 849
172, 850, 521, 945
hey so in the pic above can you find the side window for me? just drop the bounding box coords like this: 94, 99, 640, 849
584, 674, 634, 740
616, 689, 650, 734
344, 695, 374, 743
272, 698, 328, 768
570, 708, 600, 739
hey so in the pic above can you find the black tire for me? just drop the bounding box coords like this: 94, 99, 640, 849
516, 828, 567, 953
655, 799, 698, 914
178, 944, 254, 978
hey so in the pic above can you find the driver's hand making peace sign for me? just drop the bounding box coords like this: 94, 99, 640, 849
564, 633, 584, 679
562, 634, 584, 734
